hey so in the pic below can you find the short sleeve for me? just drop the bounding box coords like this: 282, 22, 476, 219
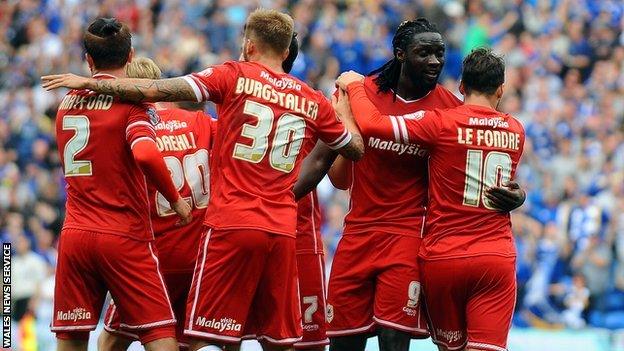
182, 63, 238, 104
315, 96, 352, 150
399, 110, 444, 147
126, 104, 157, 149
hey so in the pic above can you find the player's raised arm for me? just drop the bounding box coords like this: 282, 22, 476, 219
293, 141, 338, 200
126, 106, 192, 225
336, 71, 442, 147
326, 89, 355, 190
331, 90, 364, 161
41, 74, 198, 103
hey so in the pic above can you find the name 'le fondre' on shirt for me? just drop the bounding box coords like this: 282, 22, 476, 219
234, 71, 319, 120
457, 117, 521, 151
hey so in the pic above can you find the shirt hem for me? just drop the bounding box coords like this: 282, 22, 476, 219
62, 225, 153, 241
203, 222, 296, 238
343, 228, 423, 238
295, 248, 324, 255
418, 252, 516, 261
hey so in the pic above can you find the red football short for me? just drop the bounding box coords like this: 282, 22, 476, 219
103, 226, 202, 348
327, 233, 428, 337
51, 229, 176, 344
294, 252, 328, 349
184, 228, 302, 346
104, 272, 194, 348
420, 255, 516, 351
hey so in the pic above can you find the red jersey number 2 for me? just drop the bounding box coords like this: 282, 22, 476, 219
62, 115, 93, 177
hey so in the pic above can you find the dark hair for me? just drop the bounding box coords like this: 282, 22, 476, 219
83, 18, 132, 70
369, 18, 440, 93
282, 32, 298, 73
461, 47, 505, 95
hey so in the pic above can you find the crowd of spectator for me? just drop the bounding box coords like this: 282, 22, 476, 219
3, 0, 624, 348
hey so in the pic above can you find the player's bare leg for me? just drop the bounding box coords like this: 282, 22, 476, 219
329, 335, 367, 351
188, 339, 229, 351
144, 337, 179, 351
57, 338, 88, 351
377, 327, 410, 351
97, 330, 133, 351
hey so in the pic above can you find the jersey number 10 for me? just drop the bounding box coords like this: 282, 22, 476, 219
462, 150, 512, 209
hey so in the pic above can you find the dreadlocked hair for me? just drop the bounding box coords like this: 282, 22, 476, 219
370, 18, 440, 94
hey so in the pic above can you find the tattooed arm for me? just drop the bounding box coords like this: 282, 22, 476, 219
41, 74, 197, 103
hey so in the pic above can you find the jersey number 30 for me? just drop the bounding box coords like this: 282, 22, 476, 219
463, 150, 512, 209
233, 100, 306, 173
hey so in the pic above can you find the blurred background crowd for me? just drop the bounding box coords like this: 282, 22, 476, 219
2, 0, 624, 349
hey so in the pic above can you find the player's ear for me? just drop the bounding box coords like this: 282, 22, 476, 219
85, 53, 95, 72
395, 48, 405, 63
496, 84, 504, 99
127, 47, 135, 64
242, 38, 251, 60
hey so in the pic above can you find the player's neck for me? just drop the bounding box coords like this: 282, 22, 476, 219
464, 94, 499, 111
91, 67, 127, 79
396, 75, 432, 101
252, 56, 285, 74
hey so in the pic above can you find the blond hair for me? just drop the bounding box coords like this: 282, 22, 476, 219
245, 8, 294, 55
126, 57, 162, 79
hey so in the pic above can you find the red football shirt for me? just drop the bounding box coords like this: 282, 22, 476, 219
56, 73, 159, 241
343, 76, 461, 237
348, 82, 525, 259
148, 108, 215, 238
183, 61, 351, 237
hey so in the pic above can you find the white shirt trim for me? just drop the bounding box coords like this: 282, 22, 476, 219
182, 76, 206, 102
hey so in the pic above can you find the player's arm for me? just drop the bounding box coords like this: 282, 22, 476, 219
41, 74, 197, 103
293, 141, 338, 200
131, 140, 192, 225
127, 108, 192, 225
336, 71, 441, 147
331, 89, 364, 161
327, 156, 352, 190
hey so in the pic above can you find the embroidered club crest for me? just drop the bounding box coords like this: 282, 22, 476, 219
147, 107, 160, 126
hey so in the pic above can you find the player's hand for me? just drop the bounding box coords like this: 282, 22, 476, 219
331, 88, 353, 123
41, 73, 91, 91
335, 70, 364, 90
171, 197, 193, 226
485, 181, 526, 212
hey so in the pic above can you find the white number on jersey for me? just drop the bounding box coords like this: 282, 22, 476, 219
156, 149, 210, 216
302, 295, 319, 324
462, 150, 512, 209
233, 100, 306, 173
62, 115, 92, 176
407, 281, 421, 308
